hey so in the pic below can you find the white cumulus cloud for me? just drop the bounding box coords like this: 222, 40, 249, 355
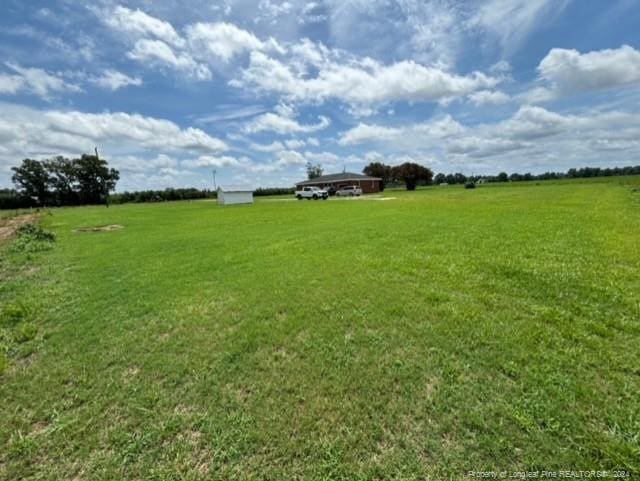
538, 44, 640, 93
43, 110, 228, 153
468, 90, 510, 106
249, 140, 286, 152
90, 69, 143, 91
128, 39, 212, 80
182, 155, 250, 168
234, 51, 501, 109
244, 104, 330, 134
1, 62, 81, 100
185, 22, 276, 62
105, 6, 184, 47
339, 115, 464, 145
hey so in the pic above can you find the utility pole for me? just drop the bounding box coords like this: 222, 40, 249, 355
212, 169, 217, 191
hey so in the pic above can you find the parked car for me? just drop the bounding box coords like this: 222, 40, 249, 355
336, 185, 362, 196
295, 186, 329, 200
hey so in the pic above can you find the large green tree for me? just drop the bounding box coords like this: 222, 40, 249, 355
11, 154, 119, 207
306, 161, 323, 180
11, 159, 51, 206
391, 162, 433, 191
363, 162, 392, 190
44, 156, 79, 206
74, 154, 120, 205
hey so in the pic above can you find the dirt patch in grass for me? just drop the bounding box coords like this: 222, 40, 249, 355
0, 214, 39, 243
122, 366, 140, 382
75, 224, 124, 233
30, 421, 50, 436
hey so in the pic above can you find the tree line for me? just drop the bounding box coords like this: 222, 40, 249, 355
3, 153, 640, 210
109, 187, 295, 204
363, 162, 640, 190
434, 165, 640, 185
110, 188, 214, 204
2, 154, 301, 209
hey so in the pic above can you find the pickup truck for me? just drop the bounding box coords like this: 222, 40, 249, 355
295, 186, 329, 200
336, 185, 362, 196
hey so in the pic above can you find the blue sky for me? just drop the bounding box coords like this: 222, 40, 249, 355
1, 0, 639, 191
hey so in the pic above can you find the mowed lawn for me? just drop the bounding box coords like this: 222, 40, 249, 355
1, 178, 639, 480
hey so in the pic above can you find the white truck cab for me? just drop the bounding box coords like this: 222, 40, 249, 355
295, 186, 329, 200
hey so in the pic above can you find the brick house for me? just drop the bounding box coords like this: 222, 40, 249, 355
295, 172, 382, 194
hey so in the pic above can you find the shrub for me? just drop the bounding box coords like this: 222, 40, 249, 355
465, 182, 476, 189
16, 223, 55, 242
10, 223, 56, 252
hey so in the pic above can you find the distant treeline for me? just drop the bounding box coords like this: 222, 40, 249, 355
109, 187, 295, 204
110, 188, 215, 204
3, 164, 640, 210
1, 186, 297, 209
0, 189, 28, 210
255, 187, 295, 196
363, 162, 640, 190
433, 165, 640, 185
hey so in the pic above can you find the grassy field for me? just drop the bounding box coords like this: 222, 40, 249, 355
0, 208, 38, 221
1, 178, 639, 480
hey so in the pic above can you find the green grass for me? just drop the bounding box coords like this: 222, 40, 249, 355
0, 208, 41, 220
1, 177, 639, 480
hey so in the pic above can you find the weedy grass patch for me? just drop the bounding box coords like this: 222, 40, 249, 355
8, 223, 56, 253
0, 177, 639, 480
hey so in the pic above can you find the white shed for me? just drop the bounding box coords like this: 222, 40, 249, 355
217, 185, 254, 205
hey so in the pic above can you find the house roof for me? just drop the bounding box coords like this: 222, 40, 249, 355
295, 172, 381, 185
217, 185, 254, 192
